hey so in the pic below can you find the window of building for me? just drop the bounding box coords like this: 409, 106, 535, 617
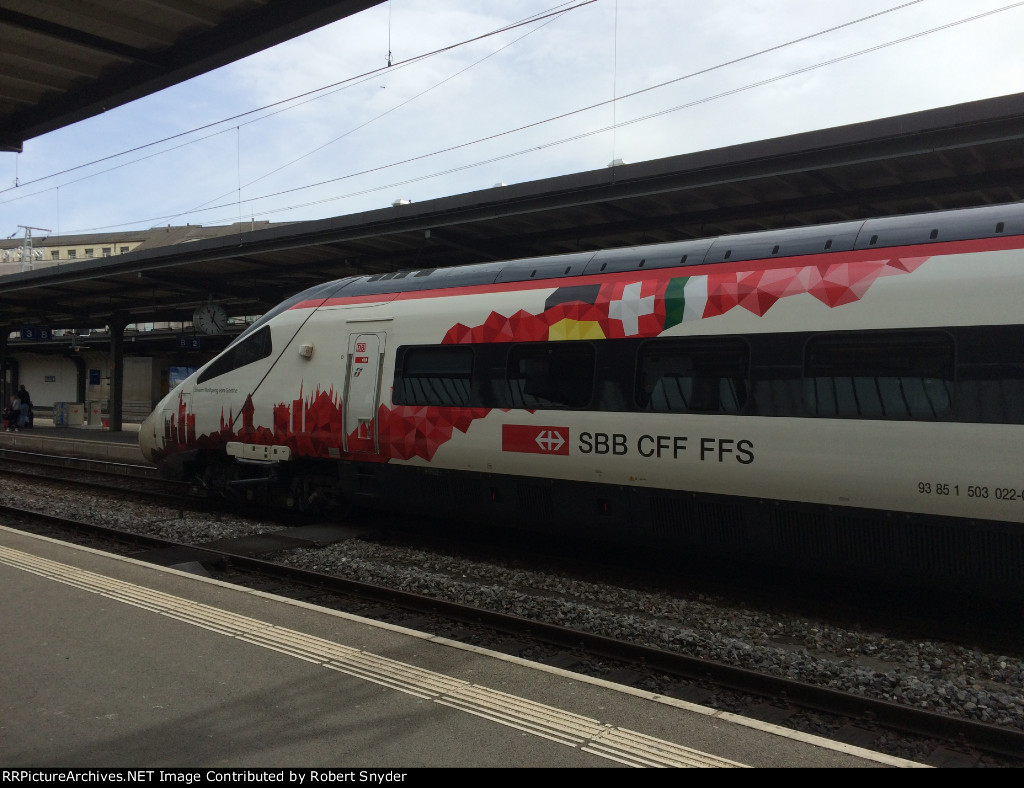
67, 249, 76, 259
85, 248, 94, 258
120, 247, 129, 254
102, 248, 111, 257
50, 250, 59, 260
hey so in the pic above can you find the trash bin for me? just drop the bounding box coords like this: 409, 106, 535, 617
86, 401, 106, 427
66, 403, 86, 426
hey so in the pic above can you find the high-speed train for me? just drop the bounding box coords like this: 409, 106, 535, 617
140, 201, 1024, 594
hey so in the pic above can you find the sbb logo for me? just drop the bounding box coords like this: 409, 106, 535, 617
501, 424, 570, 455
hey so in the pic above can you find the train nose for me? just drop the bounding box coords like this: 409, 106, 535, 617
139, 407, 161, 463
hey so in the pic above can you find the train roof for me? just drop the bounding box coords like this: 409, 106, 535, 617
326, 201, 1024, 300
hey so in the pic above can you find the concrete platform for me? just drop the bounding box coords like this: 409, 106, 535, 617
0, 525, 926, 769
0, 417, 149, 464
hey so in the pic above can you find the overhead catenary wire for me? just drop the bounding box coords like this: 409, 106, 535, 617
157, 1, 1023, 230
4, 0, 919, 212
0, 1, 596, 198
6, 1, 1021, 234
168, 1, 579, 224
0, 0, 942, 223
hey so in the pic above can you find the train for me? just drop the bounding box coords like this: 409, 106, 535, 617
140, 201, 1024, 595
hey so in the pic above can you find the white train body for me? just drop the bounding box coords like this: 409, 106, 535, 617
140, 203, 1024, 593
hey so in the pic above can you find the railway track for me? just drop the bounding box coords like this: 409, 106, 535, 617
0, 448, 319, 522
2, 483, 1023, 767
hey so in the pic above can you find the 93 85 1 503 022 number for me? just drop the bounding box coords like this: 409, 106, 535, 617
917, 483, 1022, 500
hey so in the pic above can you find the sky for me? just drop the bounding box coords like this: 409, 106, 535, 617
1, 0, 1022, 240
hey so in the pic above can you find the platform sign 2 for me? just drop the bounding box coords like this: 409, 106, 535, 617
20, 326, 51, 340
178, 335, 202, 350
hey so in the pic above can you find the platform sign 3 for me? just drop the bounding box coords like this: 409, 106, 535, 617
20, 326, 51, 340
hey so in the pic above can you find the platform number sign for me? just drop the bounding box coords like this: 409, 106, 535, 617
20, 326, 51, 340
178, 335, 202, 350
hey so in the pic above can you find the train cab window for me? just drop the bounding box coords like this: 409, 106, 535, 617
196, 326, 272, 384
394, 346, 474, 407
637, 338, 749, 413
506, 342, 594, 409
803, 331, 953, 419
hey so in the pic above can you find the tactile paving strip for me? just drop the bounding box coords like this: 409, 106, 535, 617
1, 544, 747, 768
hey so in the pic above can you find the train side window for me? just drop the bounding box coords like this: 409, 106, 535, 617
506, 342, 595, 409
803, 331, 953, 419
954, 325, 1024, 424
636, 338, 749, 413
956, 363, 1024, 424
746, 333, 804, 417
394, 346, 473, 407
196, 326, 273, 384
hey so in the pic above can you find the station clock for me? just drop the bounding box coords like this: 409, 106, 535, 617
192, 303, 229, 335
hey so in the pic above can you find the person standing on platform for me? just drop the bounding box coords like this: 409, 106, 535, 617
16, 385, 31, 429
7, 393, 21, 431
3, 396, 16, 431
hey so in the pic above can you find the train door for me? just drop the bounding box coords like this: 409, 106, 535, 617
343, 331, 386, 454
